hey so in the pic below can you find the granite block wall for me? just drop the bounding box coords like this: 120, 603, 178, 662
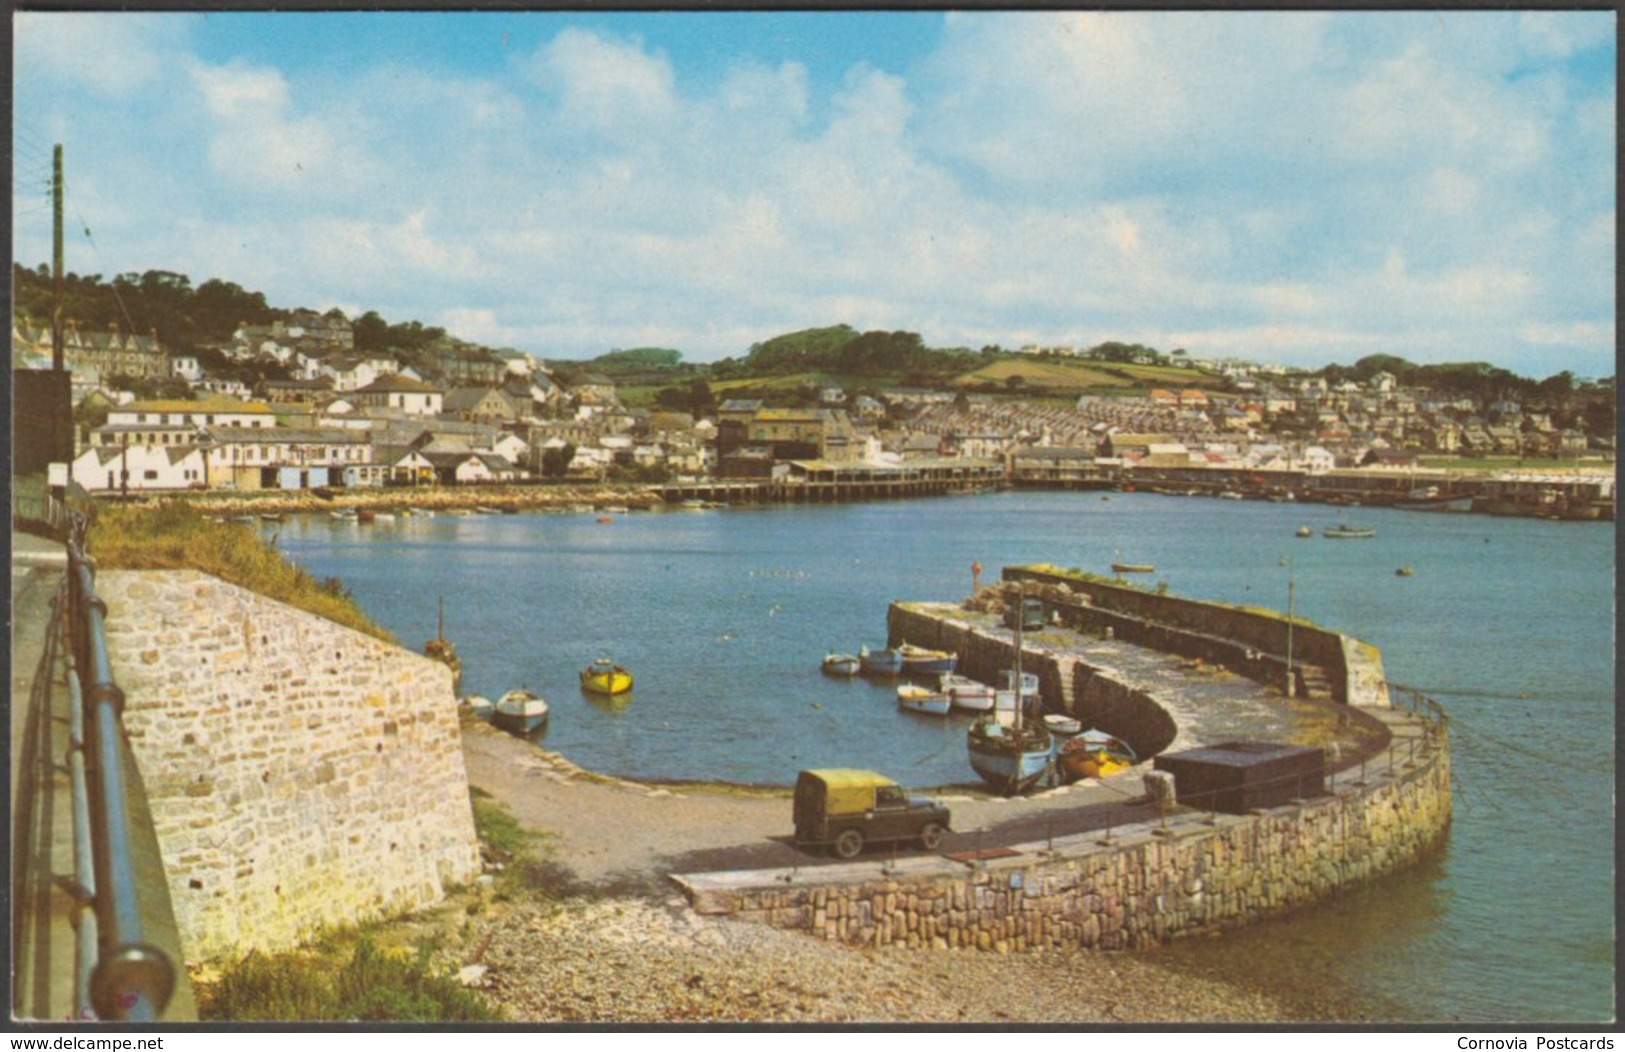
98, 570, 481, 961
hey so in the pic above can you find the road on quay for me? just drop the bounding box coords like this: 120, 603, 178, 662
460, 719, 1160, 896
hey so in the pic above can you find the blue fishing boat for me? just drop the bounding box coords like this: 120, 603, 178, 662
858, 645, 904, 677
898, 643, 957, 676
967, 600, 1053, 795
967, 719, 1053, 794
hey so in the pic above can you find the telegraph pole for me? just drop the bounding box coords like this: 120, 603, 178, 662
52, 143, 65, 371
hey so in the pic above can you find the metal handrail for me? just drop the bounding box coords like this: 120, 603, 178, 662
63, 513, 176, 1021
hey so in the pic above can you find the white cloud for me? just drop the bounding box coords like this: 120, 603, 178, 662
15, 12, 191, 95
10, 11, 1614, 374
525, 28, 677, 137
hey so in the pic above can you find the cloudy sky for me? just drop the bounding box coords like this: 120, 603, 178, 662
12, 10, 1616, 378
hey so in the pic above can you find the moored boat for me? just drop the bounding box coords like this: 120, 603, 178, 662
580, 657, 634, 695
1042, 713, 1083, 738
1111, 562, 1156, 574
1324, 524, 1376, 539
492, 689, 549, 735
1394, 488, 1475, 513
422, 597, 462, 693
822, 652, 861, 676
898, 643, 957, 676
1000, 669, 1040, 697
896, 684, 952, 716
940, 673, 996, 713
1295, 525, 1313, 538
460, 693, 494, 719
858, 645, 904, 677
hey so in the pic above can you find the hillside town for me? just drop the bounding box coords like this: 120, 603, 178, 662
12, 313, 1613, 500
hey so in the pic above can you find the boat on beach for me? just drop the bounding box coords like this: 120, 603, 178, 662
896, 684, 952, 716
1057, 730, 1137, 782
822, 652, 861, 677
580, 658, 634, 696
967, 599, 1053, 795
492, 689, 550, 735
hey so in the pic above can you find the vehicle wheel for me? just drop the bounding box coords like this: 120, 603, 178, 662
832, 829, 864, 859
918, 822, 946, 851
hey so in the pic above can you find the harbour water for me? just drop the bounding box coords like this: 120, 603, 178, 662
271, 490, 1614, 1022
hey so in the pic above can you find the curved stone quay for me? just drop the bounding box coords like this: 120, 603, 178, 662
672, 565, 1451, 953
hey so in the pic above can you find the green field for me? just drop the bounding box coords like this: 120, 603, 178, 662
953, 357, 1226, 395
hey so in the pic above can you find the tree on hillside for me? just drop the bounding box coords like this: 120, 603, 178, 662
352, 310, 390, 352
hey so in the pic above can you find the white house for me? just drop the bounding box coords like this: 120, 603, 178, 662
73, 443, 207, 493
1301, 445, 1336, 475
354, 375, 444, 416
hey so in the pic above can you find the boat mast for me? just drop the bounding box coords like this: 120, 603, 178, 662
1012, 588, 1024, 734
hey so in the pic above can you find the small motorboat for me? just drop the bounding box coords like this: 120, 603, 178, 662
896, 684, 951, 716
1042, 713, 1083, 738
1295, 525, 1313, 538
858, 645, 904, 677
460, 694, 495, 719
1001, 669, 1040, 696
940, 673, 996, 713
898, 643, 957, 676
822, 652, 861, 677
1324, 524, 1376, 539
580, 658, 634, 696
1057, 730, 1137, 782
492, 689, 549, 735
1396, 565, 1415, 577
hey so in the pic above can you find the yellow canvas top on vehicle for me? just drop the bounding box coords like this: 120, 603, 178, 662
797, 768, 899, 815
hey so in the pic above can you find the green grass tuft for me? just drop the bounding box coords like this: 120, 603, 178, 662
198, 936, 500, 1022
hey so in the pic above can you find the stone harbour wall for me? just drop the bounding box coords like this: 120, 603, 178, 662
887, 603, 1177, 759
98, 570, 482, 961
692, 741, 1451, 952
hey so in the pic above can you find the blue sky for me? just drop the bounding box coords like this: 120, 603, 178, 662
12, 10, 1616, 379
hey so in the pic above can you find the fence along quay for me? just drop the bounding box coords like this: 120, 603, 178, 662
672, 569, 1451, 953
11, 510, 191, 1021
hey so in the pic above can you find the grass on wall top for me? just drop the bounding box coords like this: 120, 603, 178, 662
87, 502, 394, 643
